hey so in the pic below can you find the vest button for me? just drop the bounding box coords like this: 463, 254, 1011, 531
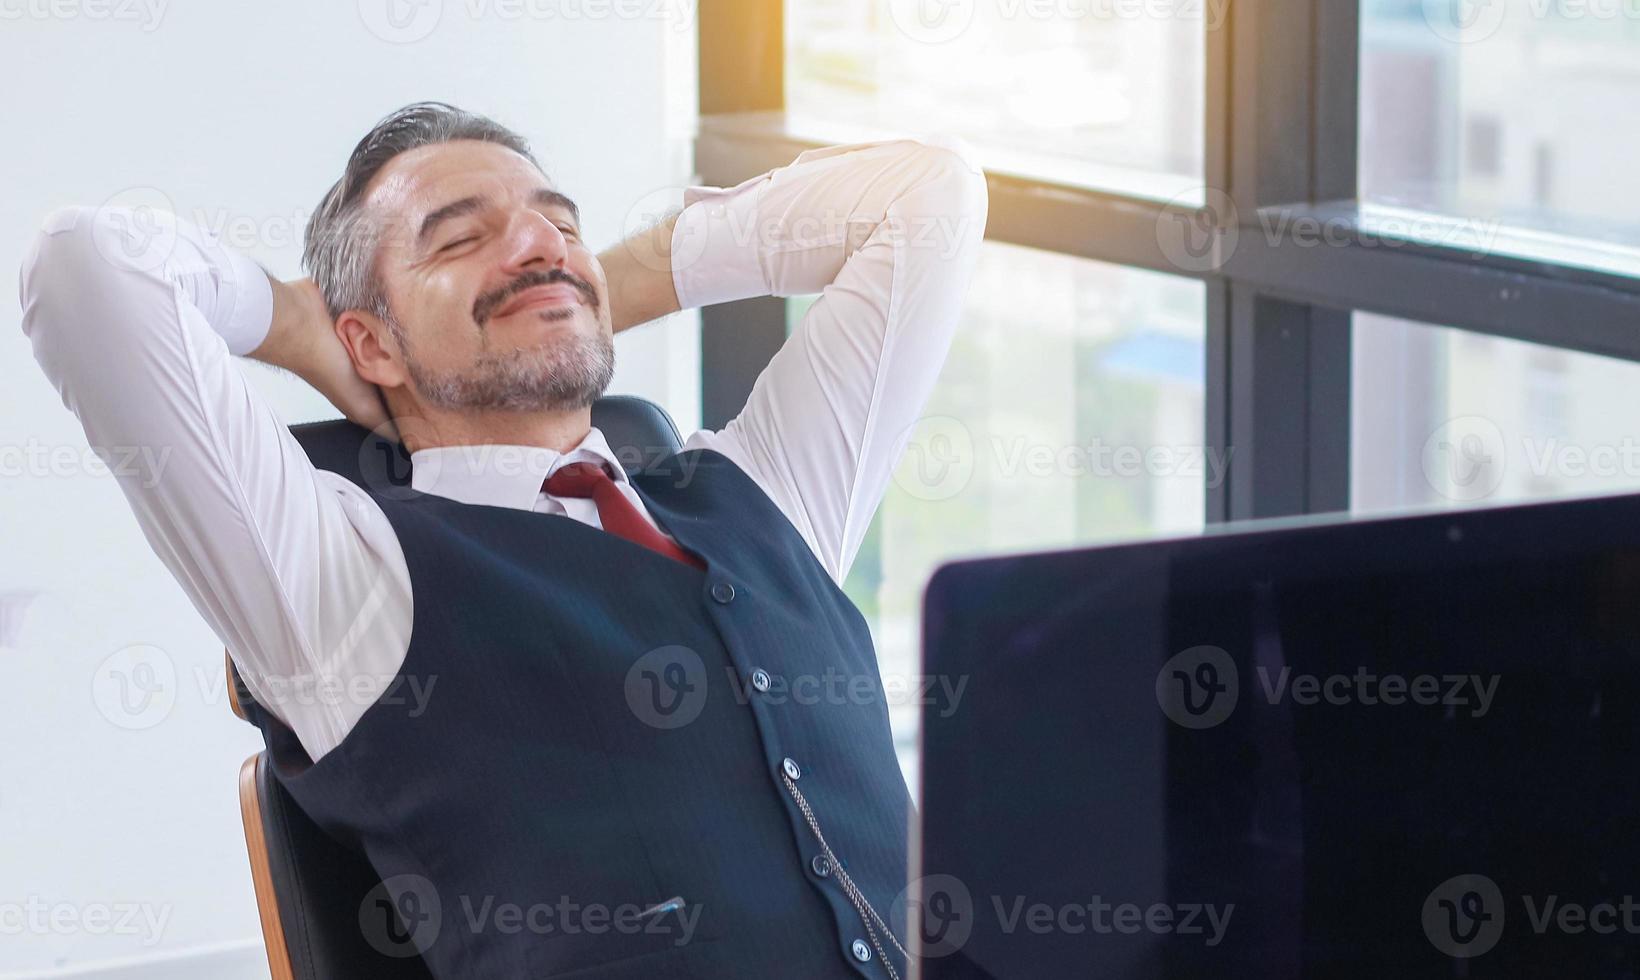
851, 939, 872, 962
751, 668, 771, 693
711, 581, 736, 604
782, 757, 801, 780
811, 854, 831, 877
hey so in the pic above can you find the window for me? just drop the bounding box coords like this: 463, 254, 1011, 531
1361, 0, 1640, 271
701, 0, 1640, 784
1353, 311, 1640, 513
813, 242, 1207, 785
784, 0, 1205, 197
1466, 115, 1501, 178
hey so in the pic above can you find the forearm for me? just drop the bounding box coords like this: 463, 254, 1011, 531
245, 273, 390, 434
598, 212, 682, 333
249, 274, 330, 374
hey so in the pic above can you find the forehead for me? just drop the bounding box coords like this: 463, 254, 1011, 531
364, 139, 561, 230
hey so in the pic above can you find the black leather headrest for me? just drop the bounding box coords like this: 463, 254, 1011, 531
287, 394, 685, 491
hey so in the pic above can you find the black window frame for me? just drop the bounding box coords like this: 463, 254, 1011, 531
694, 0, 1640, 524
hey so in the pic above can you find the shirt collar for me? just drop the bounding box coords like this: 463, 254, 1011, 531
408, 426, 629, 511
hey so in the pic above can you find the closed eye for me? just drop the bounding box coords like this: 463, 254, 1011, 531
439, 236, 478, 253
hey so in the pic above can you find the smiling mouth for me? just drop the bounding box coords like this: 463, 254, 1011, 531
495, 284, 582, 318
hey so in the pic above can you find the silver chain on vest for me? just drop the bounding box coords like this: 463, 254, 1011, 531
782, 770, 910, 980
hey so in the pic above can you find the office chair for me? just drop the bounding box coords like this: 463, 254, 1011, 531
229, 395, 686, 980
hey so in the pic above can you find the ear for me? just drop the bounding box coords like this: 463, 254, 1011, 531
336, 308, 408, 389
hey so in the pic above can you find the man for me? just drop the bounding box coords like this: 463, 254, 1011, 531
19, 102, 986, 978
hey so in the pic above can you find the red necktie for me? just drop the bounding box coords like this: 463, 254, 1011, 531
543, 461, 705, 570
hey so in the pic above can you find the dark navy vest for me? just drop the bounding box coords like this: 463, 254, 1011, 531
247, 448, 914, 979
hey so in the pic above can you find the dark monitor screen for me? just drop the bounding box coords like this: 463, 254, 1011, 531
917, 492, 1640, 979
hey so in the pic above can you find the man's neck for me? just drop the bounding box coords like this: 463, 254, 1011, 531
397, 405, 595, 455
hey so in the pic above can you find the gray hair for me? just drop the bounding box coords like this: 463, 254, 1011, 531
301, 102, 544, 328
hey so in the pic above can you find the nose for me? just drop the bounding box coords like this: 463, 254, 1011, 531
499, 207, 570, 275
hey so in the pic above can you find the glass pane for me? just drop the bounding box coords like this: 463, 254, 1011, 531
1352, 311, 1640, 514
784, 0, 1206, 198
806, 241, 1207, 789
1360, 0, 1640, 270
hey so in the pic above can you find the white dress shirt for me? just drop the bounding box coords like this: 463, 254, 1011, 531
19, 135, 988, 762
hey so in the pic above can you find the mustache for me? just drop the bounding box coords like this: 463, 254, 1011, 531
473, 268, 598, 327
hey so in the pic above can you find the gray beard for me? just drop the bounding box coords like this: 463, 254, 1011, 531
403, 321, 616, 414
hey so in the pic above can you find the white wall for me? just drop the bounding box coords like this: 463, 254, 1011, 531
0, 2, 698, 974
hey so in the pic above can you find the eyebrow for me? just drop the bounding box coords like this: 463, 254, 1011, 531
416, 188, 581, 246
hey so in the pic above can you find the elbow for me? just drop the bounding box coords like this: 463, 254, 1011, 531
908, 134, 990, 259
917, 133, 985, 181
19, 204, 166, 336
19, 206, 92, 336
25, 206, 102, 269
948, 137, 990, 235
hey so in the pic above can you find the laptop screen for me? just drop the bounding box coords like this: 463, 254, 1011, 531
917, 493, 1640, 979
